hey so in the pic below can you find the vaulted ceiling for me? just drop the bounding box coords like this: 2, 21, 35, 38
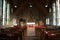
10, 0, 56, 17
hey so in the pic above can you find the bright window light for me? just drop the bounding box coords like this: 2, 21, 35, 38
46, 18, 49, 25
13, 18, 17, 26
27, 22, 35, 25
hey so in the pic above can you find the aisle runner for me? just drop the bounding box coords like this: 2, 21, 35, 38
27, 27, 35, 36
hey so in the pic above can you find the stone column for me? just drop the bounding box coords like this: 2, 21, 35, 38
7, 2, 10, 25
56, 0, 60, 26
3, 0, 7, 26
52, 3, 56, 26
49, 6, 53, 26
49, 8, 51, 26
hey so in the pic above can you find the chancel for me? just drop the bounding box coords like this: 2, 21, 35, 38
0, 0, 60, 40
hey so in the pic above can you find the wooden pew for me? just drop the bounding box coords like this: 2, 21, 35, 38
35, 28, 46, 40
0, 27, 27, 40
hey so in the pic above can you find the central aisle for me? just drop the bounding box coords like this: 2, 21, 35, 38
24, 26, 38, 40
26, 27, 36, 36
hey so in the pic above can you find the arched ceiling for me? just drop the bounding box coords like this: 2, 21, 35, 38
10, 0, 56, 17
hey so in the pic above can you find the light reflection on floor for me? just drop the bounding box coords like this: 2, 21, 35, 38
24, 26, 38, 40
27, 26, 36, 36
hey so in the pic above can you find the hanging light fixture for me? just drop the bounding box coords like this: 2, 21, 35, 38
45, 5, 48, 7
30, 4, 32, 7
14, 5, 17, 8
29, 3, 32, 8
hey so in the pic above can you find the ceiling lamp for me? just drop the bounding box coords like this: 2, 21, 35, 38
14, 5, 17, 8
30, 4, 32, 8
45, 5, 48, 7
29, 4, 32, 8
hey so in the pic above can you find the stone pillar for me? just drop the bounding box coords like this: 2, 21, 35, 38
56, 0, 60, 26
7, 2, 10, 25
52, 3, 56, 26
3, 0, 7, 26
49, 8, 51, 26
49, 6, 53, 26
